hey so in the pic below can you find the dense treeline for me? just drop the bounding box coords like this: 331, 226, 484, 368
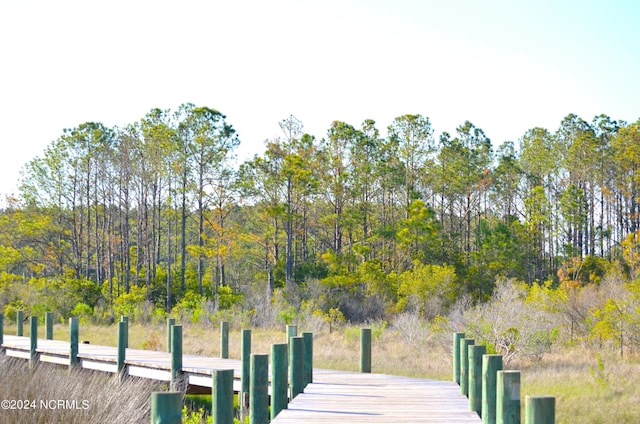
2, 104, 640, 325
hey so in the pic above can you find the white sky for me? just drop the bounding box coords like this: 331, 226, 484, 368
1, 0, 638, 198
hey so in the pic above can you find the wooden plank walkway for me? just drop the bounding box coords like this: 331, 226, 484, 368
2, 334, 480, 423
1, 335, 243, 392
272, 369, 481, 424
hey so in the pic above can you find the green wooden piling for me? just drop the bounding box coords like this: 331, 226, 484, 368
453, 332, 465, 384
220, 321, 229, 359
360, 328, 372, 373
286, 324, 297, 341
45, 311, 54, 340
271, 343, 289, 420
212, 369, 234, 424
150, 391, 182, 424
482, 354, 503, 424
460, 338, 475, 397
120, 316, 129, 348
469, 344, 486, 415
0, 313, 3, 348
497, 370, 521, 424
171, 325, 183, 390
289, 336, 305, 398
117, 320, 127, 375
167, 317, 175, 353
240, 329, 251, 414
69, 317, 79, 368
16, 310, 24, 336
525, 396, 555, 424
250, 353, 269, 424
302, 331, 313, 385
29, 316, 38, 366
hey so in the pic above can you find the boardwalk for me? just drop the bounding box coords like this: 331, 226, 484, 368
1, 335, 243, 392
2, 334, 480, 423
272, 369, 481, 424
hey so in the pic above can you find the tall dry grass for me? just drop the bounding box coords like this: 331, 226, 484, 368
36, 320, 452, 380
516, 347, 640, 424
0, 356, 166, 424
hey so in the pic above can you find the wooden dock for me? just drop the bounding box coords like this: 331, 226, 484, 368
1, 334, 243, 393
272, 369, 481, 424
2, 333, 481, 423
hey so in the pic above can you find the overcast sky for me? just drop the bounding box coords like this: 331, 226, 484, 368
1, 0, 638, 198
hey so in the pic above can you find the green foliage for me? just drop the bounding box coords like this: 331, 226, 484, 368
396, 200, 441, 264
3, 300, 25, 321
182, 405, 212, 424
70, 302, 93, 324
173, 290, 207, 323
396, 261, 456, 318
276, 305, 297, 325
590, 352, 609, 386
470, 217, 527, 294
371, 320, 387, 340
112, 285, 147, 321
217, 285, 242, 310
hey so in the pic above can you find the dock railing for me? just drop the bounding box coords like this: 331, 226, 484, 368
453, 331, 556, 424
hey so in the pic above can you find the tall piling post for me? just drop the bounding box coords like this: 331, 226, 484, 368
171, 325, 183, 391
460, 338, 475, 397
250, 353, 269, 424
117, 320, 127, 378
45, 311, 54, 340
286, 324, 297, 341
120, 315, 128, 348
469, 344, 486, 415
497, 370, 521, 424
29, 316, 38, 367
240, 329, 251, 418
271, 343, 289, 419
69, 317, 79, 369
525, 396, 555, 424
302, 332, 313, 385
150, 392, 182, 424
220, 321, 229, 359
212, 369, 234, 424
453, 332, 465, 384
16, 310, 24, 336
360, 328, 372, 373
166, 317, 175, 353
482, 354, 503, 424
289, 336, 305, 399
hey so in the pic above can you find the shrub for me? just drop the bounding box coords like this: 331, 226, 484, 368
112, 285, 147, 321
461, 278, 557, 363
71, 302, 94, 324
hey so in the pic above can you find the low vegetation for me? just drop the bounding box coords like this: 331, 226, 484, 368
0, 356, 163, 423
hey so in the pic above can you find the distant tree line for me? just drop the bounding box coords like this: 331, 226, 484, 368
2, 104, 640, 321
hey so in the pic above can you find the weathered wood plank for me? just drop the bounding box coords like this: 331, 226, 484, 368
271, 370, 481, 424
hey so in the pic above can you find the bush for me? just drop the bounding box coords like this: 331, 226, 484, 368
71, 302, 93, 324
460, 278, 557, 363
172, 290, 207, 323
112, 285, 147, 321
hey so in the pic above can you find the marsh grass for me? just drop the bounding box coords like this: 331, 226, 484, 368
0, 356, 165, 423
516, 347, 640, 424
